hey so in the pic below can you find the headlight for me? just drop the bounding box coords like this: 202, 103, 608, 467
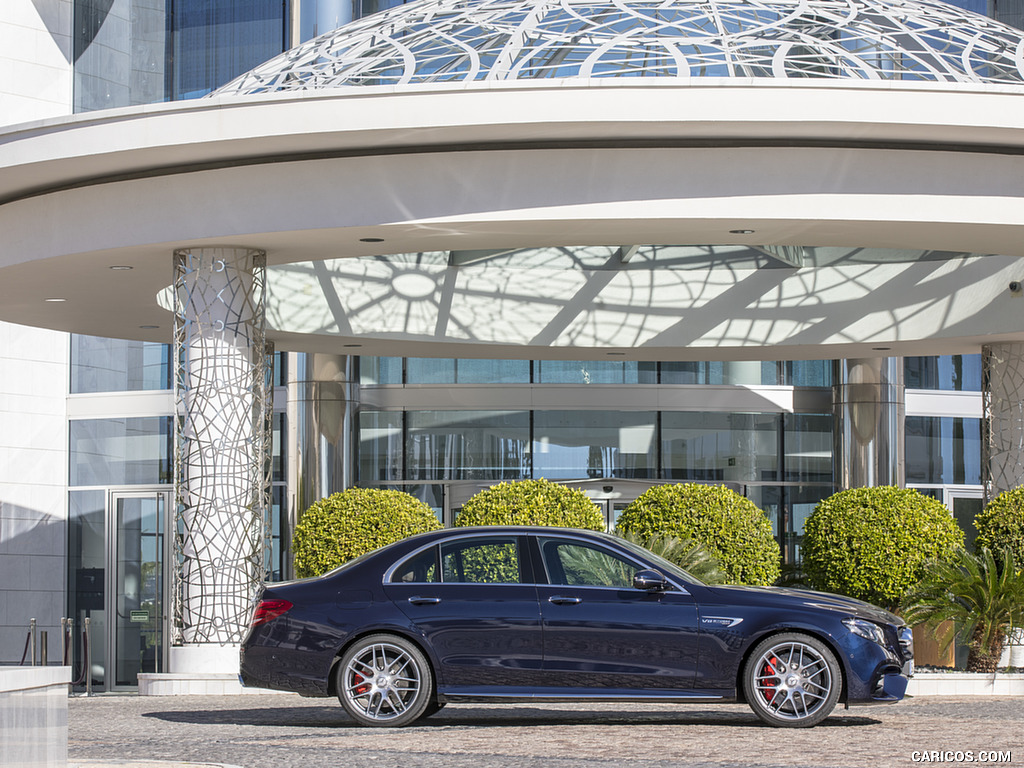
842, 617, 887, 646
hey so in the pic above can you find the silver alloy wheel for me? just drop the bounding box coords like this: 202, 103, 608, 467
341, 640, 424, 724
744, 634, 840, 727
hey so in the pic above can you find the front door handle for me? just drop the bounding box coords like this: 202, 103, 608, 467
408, 596, 441, 605
548, 595, 582, 605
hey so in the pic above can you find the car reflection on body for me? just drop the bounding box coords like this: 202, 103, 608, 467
239, 526, 913, 728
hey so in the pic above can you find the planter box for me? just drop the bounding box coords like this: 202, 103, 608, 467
907, 672, 1024, 696
0, 666, 71, 768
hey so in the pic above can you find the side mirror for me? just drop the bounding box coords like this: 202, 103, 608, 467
633, 569, 669, 592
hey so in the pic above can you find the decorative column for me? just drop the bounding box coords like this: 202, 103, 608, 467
982, 343, 1024, 500
172, 247, 270, 673
285, 353, 359, 577
833, 358, 905, 489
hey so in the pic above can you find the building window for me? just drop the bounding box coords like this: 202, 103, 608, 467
906, 416, 982, 485
662, 412, 780, 482
406, 410, 530, 481
71, 335, 171, 393
69, 417, 173, 486
535, 360, 656, 384
360, 356, 403, 385
904, 354, 982, 391
533, 411, 657, 479
359, 411, 404, 482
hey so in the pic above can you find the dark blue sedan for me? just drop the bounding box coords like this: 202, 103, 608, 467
239, 526, 913, 728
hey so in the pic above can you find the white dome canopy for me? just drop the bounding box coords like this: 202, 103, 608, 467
214, 0, 1024, 94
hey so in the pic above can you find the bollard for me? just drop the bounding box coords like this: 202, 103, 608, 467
30, 618, 37, 666
39, 631, 48, 666
84, 617, 92, 696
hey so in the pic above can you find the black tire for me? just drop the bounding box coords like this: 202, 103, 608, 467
743, 632, 841, 728
336, 634, 433, 727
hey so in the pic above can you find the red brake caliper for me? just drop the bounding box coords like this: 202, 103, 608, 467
352, 672, 370, 695
761, 656, 780, 703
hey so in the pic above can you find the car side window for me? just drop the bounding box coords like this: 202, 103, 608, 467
440, 537, 520, 584
390, 547, 440, 583
540, 539, 636, 588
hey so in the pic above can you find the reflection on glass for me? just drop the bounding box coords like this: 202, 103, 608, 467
70, 418, 173, 487
71, 335, 171, 393
360, 356, 403, 385
68, 491, 106, 690
536, 360, 654, 384
533, 411, 656, 479
904, 355, 982, 391
407, 411, 530, 480
906, 416, 982, 485
114, 496, 164, 686
784, 414, 833, 483
662, 412, 779, 482
359, 411, 404, 483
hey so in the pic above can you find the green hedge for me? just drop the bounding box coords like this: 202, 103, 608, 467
614, 483, 780, 586
976, 487, 1024, 569
292, 488, 441, 578
454, 479, 605, 530
802, 486, 963, 610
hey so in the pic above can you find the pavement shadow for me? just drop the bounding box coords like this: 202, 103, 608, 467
143, 707, 882, 729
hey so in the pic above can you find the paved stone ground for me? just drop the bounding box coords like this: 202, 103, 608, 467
69, 694, 1022, 768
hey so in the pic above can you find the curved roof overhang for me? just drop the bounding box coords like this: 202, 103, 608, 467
2, 79, 1024, 360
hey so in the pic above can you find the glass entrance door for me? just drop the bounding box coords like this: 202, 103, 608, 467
110, 492, 170, 689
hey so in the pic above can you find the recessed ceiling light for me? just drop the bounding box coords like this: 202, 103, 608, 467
140, 325, 160, 330
872, 346, 892, 351
729, 229, 756, 235
343, 343, 363, 348
359, 237, 384, 243
44, 297, 66, 302
109, 265, 133, 271
607, 351, 626, 356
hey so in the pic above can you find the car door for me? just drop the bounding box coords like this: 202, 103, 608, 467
534, 534, 700, 693
383, 533, 545, 691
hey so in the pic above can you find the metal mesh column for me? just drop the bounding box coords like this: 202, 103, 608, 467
983, 343, 1024, 500
173, 247, 269, 648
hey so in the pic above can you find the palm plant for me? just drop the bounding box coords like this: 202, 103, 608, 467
617, 531, 729, 585
900, 547, 1024, 673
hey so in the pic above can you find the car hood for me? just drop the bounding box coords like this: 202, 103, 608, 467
707, 584, 904, 626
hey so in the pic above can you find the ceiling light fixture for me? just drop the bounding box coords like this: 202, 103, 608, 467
109, 265, 133, 271
140, 325, 160, 330
729, 229, 756, 235
44, 297, 66, 302
359, 237, 384, 243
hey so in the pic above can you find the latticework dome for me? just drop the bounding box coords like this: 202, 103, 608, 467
213, 0, 1024, 95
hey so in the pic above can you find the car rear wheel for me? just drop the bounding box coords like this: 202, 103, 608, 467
743, 633, 841, 728
336, 634, 433, 727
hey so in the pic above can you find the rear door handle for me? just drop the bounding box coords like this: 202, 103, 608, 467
548, 595, 582, 605
408, 596, 441, 605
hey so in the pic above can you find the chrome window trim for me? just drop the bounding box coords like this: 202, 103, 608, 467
383, 530, 691, 595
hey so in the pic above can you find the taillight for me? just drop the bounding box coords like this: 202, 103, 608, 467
251, 598, 293, 627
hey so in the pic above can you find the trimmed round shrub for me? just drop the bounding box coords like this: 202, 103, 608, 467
454, 479, 604, 530
802, 486, 964, 610
292, 488, 441, 578
614, 483, 780, 586
976, 488, 1024, 568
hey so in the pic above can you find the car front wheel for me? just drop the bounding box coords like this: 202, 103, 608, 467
743, 633, 841, 728
336, 634, 433, 727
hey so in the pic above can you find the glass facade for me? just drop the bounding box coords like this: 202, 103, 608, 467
73, 0, 290, 111
905, 354, 982, 391
534, 410, 657, 479
407, 410, 531, 480
69, 417, 173, 486
71, 335, 172, 393
906, 416, 983, 486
